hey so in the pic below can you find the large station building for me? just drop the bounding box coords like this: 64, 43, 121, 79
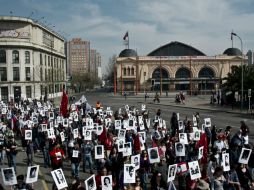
116, 41, 247, 94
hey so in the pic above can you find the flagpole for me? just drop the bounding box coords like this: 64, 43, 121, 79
128, 31, 129, 49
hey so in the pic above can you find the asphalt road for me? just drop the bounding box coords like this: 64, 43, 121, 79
0, 92, 253, 190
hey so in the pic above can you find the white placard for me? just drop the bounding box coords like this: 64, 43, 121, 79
26, 165, 39, 184
73, 128, 79, 139
101, 175, 113, 190
123, 142, 132, 157
118, 129, 126, 139
193, 131, 201, 141
204, 118, 211, 127
1, 167, 17, 186
84, 130, 92, 140
47, 129, 55, 139
25, 130, 32, 140
51, 169, 68, 190
72, 150, 79, 158
60, 132, 65, 142
239, 148, 252, 164
198, 146, 204, 160
178, 120, 184, 131
167, 164, 177, 182
179, 133, 188, 144
117, 139, 125, 152
175, 142, 185, 157
131, 154, 140, 170
85, 174, 96, 190
115, 120, 122, 130
188, 161, 201, 180
222, 153, 230, 171
124, 164, 136, 184
148, 147, 160, 164
95, 145, 104, 159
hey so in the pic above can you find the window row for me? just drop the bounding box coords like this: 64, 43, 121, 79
0, 50, 30, 64
123, 67, 135, 76
40, 53, 65, 69
0, 67, 65, 82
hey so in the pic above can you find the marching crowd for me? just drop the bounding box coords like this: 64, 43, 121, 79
0, 94, 253, 190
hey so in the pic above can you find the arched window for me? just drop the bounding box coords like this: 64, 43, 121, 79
123, 68, 127, 75
152, 68, 169, 79
12, 50, 19, 63
127, 67, 130, 76
25, 51, 30, 64
175, 68, 191, 78
131, 67, 135, 75
0, 50, 6, 63
198, 67, 215, 78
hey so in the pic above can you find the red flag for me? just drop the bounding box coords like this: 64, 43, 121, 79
195, 133, 208, 165
123, 31, 128, 40
60, 90, 68, 118
133, 134, 141, 153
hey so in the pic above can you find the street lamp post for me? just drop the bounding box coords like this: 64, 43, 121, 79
231, 32, 244, 111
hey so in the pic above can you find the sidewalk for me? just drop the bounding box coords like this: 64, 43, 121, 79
113, 93, 252, 115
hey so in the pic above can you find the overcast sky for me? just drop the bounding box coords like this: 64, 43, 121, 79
1, 0, 254, 73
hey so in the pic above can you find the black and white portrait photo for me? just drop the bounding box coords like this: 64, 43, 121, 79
204, 118, 211, 128
101, 175, 113, 190
193, 131, 201, 141
167, 164, 177, 182
178, 120, 184, 131
131, 154, 140, 170
114, 120, 122, 130
63, 118, 69, 127
124, 164, 136, 184
117, 139, 125, 152
47, 129, 55, 139
148, 147, 160, 164
95, 145, 104, 159
60, 132, 65, 142
72, 150, 79, 158
198, 146, 204, 160
123, 142, 132, 157
222, 153, 230, 172
49, 112, 54, 120
25, 129, 32, 140
73, 128, 79, 139
175, 142, 185, 157
193, 115, 198, 127
1, 167, 17, 186
40, 124, 47, 132
239, 148, 252, 164
51, 169, 68, 190
84, 129, 92, 140
138, 132, 146, 143
188, 161, 201, 180
118, 129, 126, 139
26, 165, 39, 184
85, 174, 96, 190
179, 133, 188, 144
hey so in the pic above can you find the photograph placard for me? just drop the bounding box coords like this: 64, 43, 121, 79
238, 148, 252, 164
123, 142, 132, 157
204, 118, 211, 127
85, 174, 96, 190
117, 139, 125, 152
198, 146, 204, 160
101, 175, 113, 190
25, 130, 32, 140
114, 120, 122, 130
222, 153, 230, 171
95, 145, 104, 159
167, 164, 177, 182
26, 165, 39, 184
131, 154, 140, 170
1, 167, 17, 186
118, 129, 126, 139
175, 142, 185, 157
188, 161, 201, 180
124, 164, 136, 184
51, 169, 68, 190
147, 147, 160, 164
179, 133, 188, 144
84, 129, 92, 140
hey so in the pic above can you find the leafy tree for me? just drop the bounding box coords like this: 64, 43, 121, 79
222, 65, 254, 100
104, 55, 117, 86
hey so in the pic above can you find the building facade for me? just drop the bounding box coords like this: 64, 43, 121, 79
116, 41, 247, 94
0, 16, 66, 102
66, 38, 90, 77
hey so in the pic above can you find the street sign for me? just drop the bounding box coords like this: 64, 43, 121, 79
248, 89, 251, 98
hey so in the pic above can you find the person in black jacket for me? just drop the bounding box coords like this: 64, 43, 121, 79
71, 142, 82, 179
